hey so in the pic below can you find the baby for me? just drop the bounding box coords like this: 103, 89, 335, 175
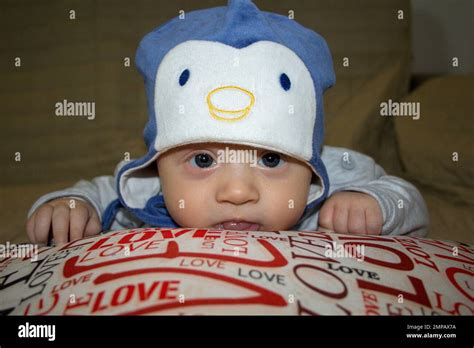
26, 0, 429, 245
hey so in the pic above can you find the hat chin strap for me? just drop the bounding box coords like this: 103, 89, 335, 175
119, 153, 161, 209
306, 166, 325, 204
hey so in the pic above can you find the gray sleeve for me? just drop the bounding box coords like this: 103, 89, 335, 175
322, 146, 430, 237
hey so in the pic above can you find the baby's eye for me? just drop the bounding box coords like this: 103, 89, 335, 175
189, 153, 216, 168
258, 152, 284, 168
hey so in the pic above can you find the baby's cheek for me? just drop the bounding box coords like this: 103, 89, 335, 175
263, 188, 308, 229
163, 195, 192, 226
162, 187, 214, 227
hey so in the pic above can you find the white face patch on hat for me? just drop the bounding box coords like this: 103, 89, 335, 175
153, 40, 317, 161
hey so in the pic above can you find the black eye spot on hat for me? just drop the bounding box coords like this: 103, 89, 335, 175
179, 69, 190, 86
279, 73, 291, 91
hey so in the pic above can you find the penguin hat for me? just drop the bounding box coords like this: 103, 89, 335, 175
108, 0, 336, 229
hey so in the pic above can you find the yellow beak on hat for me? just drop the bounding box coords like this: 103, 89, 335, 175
207, 85, 255, 122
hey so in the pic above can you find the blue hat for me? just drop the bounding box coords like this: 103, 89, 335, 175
109, 0, 335, 229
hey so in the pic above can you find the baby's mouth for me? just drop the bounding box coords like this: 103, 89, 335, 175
212, 221, 260, 231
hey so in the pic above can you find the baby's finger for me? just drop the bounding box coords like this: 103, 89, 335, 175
52, 205, 70, 245
318, 202, 335, 231
347, 207, 366, 234
365, 208, 382, 235
84, 214, 101, 236
26, 214, 36, 243
34, 205, 54, 244
333, 205, 349, 233
69, 205, 89, 241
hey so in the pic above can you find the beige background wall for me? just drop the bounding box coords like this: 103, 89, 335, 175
1, 1, 472, 244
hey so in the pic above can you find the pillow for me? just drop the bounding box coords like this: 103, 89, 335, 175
1, 228, 472, 315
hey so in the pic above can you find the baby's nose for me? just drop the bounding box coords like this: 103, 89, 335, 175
215, 165, 259, 206
206, 85, 255, 122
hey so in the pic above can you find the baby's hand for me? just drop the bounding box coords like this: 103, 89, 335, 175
26, 198, 101, 245
319, 191, 383, 235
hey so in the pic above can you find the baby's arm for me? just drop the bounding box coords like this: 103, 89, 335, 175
26, 175, 119, 245
320, 146, 429, 237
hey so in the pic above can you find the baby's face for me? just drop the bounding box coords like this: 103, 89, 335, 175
156, 143, 313, 231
